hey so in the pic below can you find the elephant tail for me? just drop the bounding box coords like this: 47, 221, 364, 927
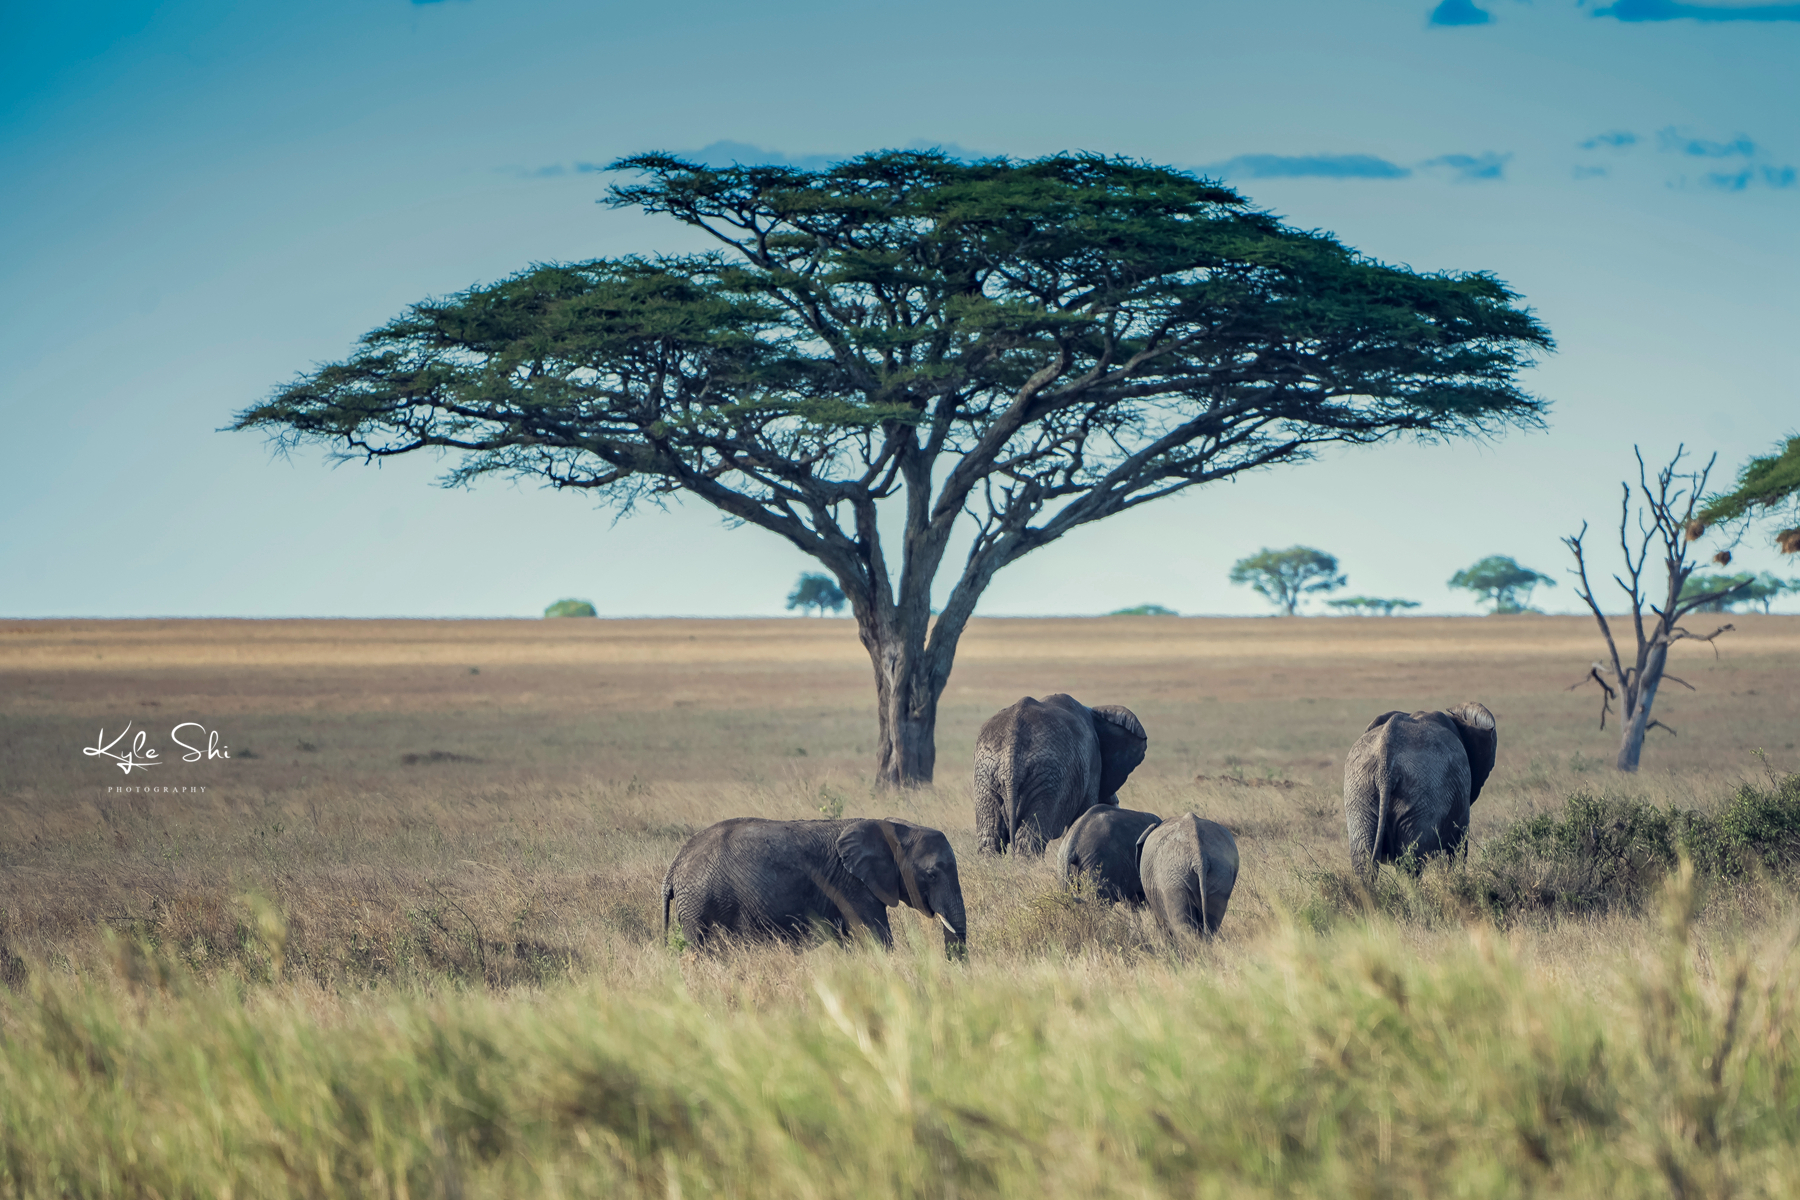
1187, 865, 1209, 935
1369, 758, 1394, 874
661, 870, 675, 941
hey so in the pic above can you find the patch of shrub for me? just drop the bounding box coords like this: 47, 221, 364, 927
1709, 771, 1800, 874
1302, 773, 1800, 928
544, 599, 598, 618
989, 874, 1158, 957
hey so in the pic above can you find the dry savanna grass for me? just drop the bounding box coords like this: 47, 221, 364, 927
4, 614, 1796, 985
3, 615, 1800, 1196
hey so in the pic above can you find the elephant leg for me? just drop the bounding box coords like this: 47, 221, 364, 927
837, 905, 893, 948
1439, 797, 1472, 858
1013, 815, 1048, 856
1344, 786, 1382, 873
1405, 811, 1448, 859
1201, 890, 1232, 935
975, 787, 1007, 855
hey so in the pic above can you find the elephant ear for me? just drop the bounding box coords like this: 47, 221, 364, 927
1444, 702, 1498, 804
1134, 820, 1158, 875
1091, 705, 1147, 799
1364, 710, 1406, 733
836, 819, 904, 907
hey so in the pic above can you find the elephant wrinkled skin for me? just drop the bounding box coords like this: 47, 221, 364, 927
1058, 806, 1163, 903
1135, 813, 1239, 937
1342, 702, 1497, 873
662, 817, 967, 956
973, 694, 1147, 855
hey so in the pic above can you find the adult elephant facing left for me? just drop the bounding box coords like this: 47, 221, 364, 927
973, 694, 1147, 855
663, 817, 967, 956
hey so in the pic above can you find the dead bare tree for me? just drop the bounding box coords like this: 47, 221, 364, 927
1564, 446, 1748, 772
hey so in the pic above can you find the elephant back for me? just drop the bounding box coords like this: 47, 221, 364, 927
1138, 813, 1239, 936
664, 818, 869, 947
1059, 805, 1162, 902
1384, 713, 1473, 806
974, 695, 1101, 853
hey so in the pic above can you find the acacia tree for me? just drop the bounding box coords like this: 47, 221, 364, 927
1679, 571, 1795, 614
1325, 596, 1420, 616
235, 151, 1551, 785
1447, 555, 1555, 613
1229, 546, 1347, 615
1564, 447, 1748, 773
787, 572, 847, 616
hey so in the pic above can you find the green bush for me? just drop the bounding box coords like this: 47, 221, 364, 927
543, 599, 598, 618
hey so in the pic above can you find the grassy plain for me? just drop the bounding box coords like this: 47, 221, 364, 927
3, 614, 1800, 1196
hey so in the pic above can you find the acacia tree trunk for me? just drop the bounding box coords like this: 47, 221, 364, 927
871, 646, 941, 785
1616, 641, 1668, 772
858, 601, 975, 787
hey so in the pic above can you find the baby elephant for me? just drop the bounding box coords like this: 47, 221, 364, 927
1135, 813, 1240, 938
662, 817, 967, 956
1058, 806, 1163, 903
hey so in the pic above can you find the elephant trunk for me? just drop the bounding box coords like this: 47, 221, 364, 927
935, 887, 968, 959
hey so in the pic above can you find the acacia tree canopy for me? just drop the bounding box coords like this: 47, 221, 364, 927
1679, 571, 1793, 614
1448, 555, 1557, 614
787, 572, 847, 616
234, 150, 1553, 785
1698, 436, 1800, 554
1229, 546, 1348, 616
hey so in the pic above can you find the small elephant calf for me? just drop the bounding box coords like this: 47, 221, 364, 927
1058, 806, 1163, 903
1136, 813, 1239, 938
662, 817, 968, 956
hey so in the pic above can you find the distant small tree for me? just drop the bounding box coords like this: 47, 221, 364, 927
1682, 571, 1796, 614
787, 572, 847, 616
1229, 547, 1346, 616
1447, 555, 1555, 614
1108, 603, 1178, 616
544, 599, 597, 618
1746, 574, 1800, 614
1697, 435, 1800, 555
1678, 571, 1754, 613
1325, 596, 1421, 616
1564, 447, 1745, 773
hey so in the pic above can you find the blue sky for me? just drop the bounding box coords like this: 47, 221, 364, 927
2, 0, 1796, 617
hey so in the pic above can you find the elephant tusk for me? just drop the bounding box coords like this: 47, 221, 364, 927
937, 913, 959, 935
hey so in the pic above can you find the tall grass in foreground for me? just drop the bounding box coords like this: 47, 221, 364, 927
5, 866, 1800, 1199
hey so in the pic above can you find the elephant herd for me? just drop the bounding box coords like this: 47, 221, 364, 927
662, 693, 1498, 956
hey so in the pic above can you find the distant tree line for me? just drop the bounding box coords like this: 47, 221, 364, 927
1219, 546, 1792, 617
784, 550, 1795, 619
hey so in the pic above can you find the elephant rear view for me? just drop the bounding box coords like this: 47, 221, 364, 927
1059, 806, 1162, 903
1135, 813, 1239, 937
1343, 702, 1497, 873
973, 693, 1147, 855
662, 817, 967, 956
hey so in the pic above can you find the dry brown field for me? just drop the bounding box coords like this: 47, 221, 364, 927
3, 614, 1798, 997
